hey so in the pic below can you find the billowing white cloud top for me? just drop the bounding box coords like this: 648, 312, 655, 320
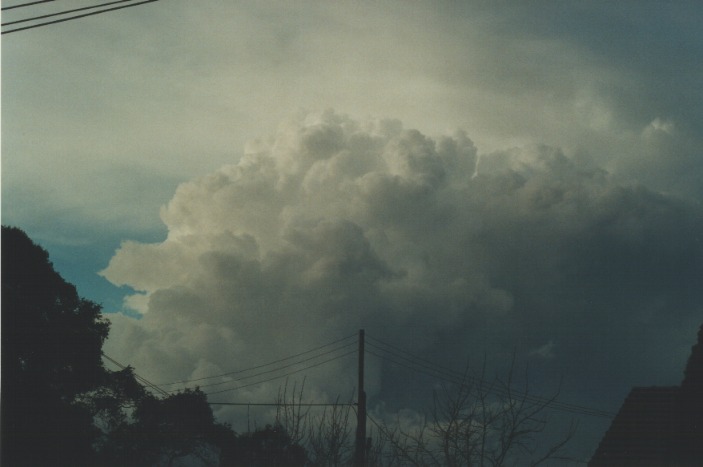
102, 112, 703, 440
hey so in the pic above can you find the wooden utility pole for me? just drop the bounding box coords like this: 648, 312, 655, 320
354, 329, 367, 466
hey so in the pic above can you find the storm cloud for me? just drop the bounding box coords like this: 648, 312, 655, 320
101, 112, 703, 456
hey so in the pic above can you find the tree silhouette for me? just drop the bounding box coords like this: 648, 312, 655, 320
373, 358, 576, 466
220, 423, 308, 467
1, 226, 110, 466
89, 387, 230, 466
1, 227, 235, 466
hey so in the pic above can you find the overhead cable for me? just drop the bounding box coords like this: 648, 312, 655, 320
365, 334, 615, 419
366, 340, 478, 386
204, 350, 357, 397
2, 0, 159, 34
2, 0, 56, 11
367, 345, 614, 418
367, 348, 612, 418
3, 0, 135, 27
174, 341, 358, 393
160, 332, 358, 387
102, 352, 170, 397
367, 335, 480, 384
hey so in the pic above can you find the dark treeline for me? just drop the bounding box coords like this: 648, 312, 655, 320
2, 226, 575, 466
1, 226, 310, 466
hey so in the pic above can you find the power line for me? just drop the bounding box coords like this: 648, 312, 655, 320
102, 352, 170, 398
205, 350, 357, 397
366, 340, 476, 386
366, 348, 463, 386
366, 334, 614, 417
2, 0, 159, 34
103, 352, 169, 397
365, 334, 615, 419
160, 333, 358, 387
367, 335, 480, 385
2, 0, 56, 11
3, 0, 135, 27
102, 331, 613, 419
174, 341, 358, 393
367, 348, 614, 418
101, 333, 358, 399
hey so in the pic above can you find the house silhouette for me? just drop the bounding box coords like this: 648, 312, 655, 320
589, 325, 703, 466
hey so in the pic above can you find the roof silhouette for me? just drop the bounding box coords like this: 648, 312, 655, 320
589, 324, 703, 466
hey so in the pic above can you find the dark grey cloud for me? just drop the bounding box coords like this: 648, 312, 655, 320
101, 112, 703, 461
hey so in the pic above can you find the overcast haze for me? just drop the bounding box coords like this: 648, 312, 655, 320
3, 1, 703, 463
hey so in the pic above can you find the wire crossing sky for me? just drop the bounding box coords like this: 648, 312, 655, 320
102, 352, 170, 397
159, 333, 358, 388
1, 0, 159, 34
105, 333, 616, 419
2, 0, 57, 11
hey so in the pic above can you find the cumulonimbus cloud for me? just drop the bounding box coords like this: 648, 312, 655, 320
101, 111, 703, 436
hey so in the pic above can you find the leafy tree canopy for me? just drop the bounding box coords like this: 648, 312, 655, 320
1, 227, 235, 467
220, 424, 308, 467
2, 226, 110, 466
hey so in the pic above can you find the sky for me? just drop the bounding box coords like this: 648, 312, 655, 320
3, 1, 703, 463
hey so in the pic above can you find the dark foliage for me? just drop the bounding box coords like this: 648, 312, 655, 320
2, 226, 110, 466
114, 388, 233, 466
1, 226, 235, 466
220, 424, 308, 467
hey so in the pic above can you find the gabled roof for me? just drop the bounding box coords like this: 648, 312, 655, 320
590, 324, 703, 466
589, 386, 679, 466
